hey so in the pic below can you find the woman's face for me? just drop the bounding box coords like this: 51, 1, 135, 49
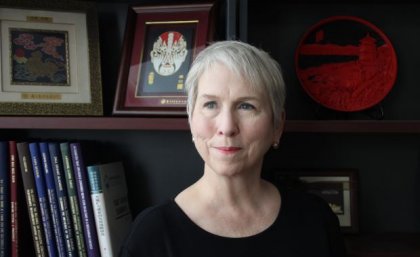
190, 63, 283, 177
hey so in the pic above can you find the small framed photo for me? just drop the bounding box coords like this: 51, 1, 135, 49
273, 169, 358, 233
0, 1, 102, 116
113, 3, 216, 116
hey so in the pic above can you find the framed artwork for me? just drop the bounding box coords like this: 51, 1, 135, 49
295, 16, 397, 113
273, 169, 359, 233
113, 3, 216, 116
0, 0, 102, 115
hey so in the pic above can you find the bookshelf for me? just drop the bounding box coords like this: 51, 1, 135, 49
0, 117, 190, 130
4, 117, 420, 133
1, 0, 420, 256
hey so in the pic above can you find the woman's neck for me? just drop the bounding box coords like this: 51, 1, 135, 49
175, 173, 281, 238
197, 171, 265, 209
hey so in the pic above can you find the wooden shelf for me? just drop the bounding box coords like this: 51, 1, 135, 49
0, 116, 189, 130
285, 120, 420, 133
2, 116, 420, 133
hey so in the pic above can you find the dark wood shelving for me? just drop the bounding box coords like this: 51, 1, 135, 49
285, 120, 420, 133
0, 116, 190, 130
2, 116, 420, 133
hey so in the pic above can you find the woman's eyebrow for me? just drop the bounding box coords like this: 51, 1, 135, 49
236, 96, 259, 101
198, 94, 217, 99
198, 94, 260, 101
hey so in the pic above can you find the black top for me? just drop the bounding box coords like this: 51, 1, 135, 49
119, 191, 346, 257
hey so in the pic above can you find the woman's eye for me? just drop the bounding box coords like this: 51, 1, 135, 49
203, 101, 217, 109
238, 103, 255, 110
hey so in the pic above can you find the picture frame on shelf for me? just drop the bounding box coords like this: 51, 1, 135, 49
0, 0, 102, 116
273, 169, 359, 233
113, 3, 216, 116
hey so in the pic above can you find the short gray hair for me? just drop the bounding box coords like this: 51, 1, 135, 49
185, 40, 286, 127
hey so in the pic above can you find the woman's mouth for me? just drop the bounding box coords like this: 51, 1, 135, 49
215, 146, 241, 154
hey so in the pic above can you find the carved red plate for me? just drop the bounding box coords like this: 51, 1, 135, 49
295, 16, 397, 112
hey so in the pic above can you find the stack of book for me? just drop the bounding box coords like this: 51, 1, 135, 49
0, 140, 132, 257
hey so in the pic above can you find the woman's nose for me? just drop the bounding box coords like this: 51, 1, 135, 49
217, 109, 239, 137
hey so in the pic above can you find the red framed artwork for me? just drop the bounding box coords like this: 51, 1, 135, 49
113, 3, 216, 116
295, 16, 397, 113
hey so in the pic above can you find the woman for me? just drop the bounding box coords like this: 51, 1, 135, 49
119, 41, 346, 257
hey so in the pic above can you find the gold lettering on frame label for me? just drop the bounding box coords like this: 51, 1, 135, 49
177, 75, 184, 90
148, 72, 155, 85
26, 16, 53, 23
160, 99, 187, 105
21, 92, 62, 100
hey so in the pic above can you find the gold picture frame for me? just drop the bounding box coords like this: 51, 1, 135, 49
0, 0, 102, 115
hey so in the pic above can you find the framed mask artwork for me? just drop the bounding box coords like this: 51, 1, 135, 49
113, 3, 216, 116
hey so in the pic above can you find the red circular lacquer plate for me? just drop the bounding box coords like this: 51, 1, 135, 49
295, 16, 397, 112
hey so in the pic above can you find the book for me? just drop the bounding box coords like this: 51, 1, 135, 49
70, 142, 100, 257
29, 142, 58, 257
16, 142, 47, 257
59, 142, 87, 257
9, 141, 34, 257
9, 141, 18, 257
39, 142, 67, 257
48, 142, 77, 257
0, 141, 10, 257
87, 162, 132, 257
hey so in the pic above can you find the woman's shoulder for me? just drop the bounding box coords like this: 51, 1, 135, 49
120, 200, 177, 253
130, 200, 177, 230
280, 189, 338, 222
119, 200, 185, 256
276, 190, 347, 256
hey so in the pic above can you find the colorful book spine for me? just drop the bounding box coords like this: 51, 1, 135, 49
60, 143, 87, 257
39, 142, 67, 257
70, 142, 100, 257
87, 162, 132, 257
10, 141, 34, 257
87, 164, 112, 257
29, 142, 58, 257
16, 142, 47, 257
48, 142, 77, 257
9, 141, 18, 257
0, 142, 10, 257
